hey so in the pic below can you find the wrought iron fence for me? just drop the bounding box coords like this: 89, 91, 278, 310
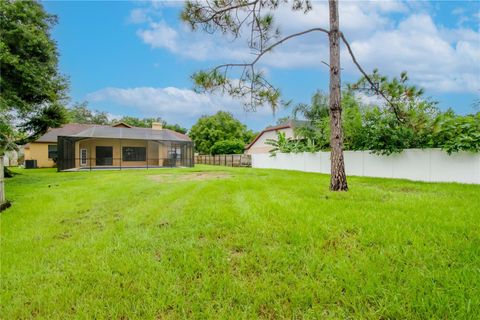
58, 157, 194, 171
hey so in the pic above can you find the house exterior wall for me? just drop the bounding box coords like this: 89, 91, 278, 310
74, 138, 167, 168
24, 143, 56, 168
246, 128, 295, 155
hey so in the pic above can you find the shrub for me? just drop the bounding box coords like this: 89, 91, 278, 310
210, 140, 245, 155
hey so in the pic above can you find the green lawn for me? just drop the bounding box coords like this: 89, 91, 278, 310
1, 166, 479, 319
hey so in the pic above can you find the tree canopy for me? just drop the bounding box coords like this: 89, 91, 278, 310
210, 140, 245, 155
68, 102, 110, 125
189, 111, 255, 154
67, 103, 188, 134
0, 0, 68, 150
273, 72, 480, 155
114, 116, 187, 134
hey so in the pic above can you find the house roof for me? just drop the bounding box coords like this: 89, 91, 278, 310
111, 122, 133, 128
35, 123, 104, 143
70, 126, 191, 142
31, 123, 191, 144
245, 120, 309, 150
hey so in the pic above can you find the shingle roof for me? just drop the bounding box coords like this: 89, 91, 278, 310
70, 126, 191, 142
36, 123, 101, 143
34, 123, 191, 143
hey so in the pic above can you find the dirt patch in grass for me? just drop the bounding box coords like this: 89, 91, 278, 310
149, 172, 231, 183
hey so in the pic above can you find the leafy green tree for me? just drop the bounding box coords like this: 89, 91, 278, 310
0, 0, 68, 203
68, 102, 110, 125
348, 71, 441, 154
20, 104, 68, 144
189, 111, 253, 154
293, 91, 330, 149
67, 106, 190, 134
275, 75, 479, 155
116, 116, 187, 134
275, 117, 292, 125
0, 0, 68, 144
210, 140, 245, 155
431, 111, 480, 154
0, 0, 67, 116
115, 116, 160, 128
265, 131, 318, 155
163, 123, 188, 134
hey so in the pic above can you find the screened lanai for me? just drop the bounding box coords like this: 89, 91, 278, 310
56, 126, 194, 171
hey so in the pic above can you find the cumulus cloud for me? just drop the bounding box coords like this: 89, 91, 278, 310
137, 21, 179, 51
131, 1, 480, 94
86, 86, 273, 125
346, 14, 480, 93
128, 8, 151, 24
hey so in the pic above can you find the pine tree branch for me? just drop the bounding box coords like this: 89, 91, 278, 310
213, 27, 330, 71
196, 0, 260, 24
340, 32, 404, 122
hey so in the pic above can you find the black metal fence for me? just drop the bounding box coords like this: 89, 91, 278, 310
195, 154, 251, 167
58, 157, 194, 171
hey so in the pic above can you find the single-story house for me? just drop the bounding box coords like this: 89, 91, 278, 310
24, 122, 194, 171
244, 120, 308, 155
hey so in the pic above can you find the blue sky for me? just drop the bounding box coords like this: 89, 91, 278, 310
43, 1, 480, 131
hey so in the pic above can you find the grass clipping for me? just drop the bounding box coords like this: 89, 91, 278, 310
149, 172, 231, 183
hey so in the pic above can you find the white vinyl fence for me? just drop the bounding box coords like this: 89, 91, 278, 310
252, 149, 480, 184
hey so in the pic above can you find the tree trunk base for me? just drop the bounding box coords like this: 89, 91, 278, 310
330, 180, 348, 191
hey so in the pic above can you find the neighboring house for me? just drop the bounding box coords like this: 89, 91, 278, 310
245, 120, 308, 155
24, 122, 194, 170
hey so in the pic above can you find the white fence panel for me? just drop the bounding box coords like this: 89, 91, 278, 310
343, 151, 364, 176
304, 152, 321, 173
251, 149, 480, 184
319, 152, 330, 174
362, 152, 393, 178
251, 153, 270, 169
390, 149, 430, 181
429, 149, 480, 184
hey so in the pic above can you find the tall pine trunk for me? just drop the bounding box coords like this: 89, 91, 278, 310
328, 0, 348, 191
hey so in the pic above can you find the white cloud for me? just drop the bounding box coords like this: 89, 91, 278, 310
86, 86, 273, 125
137, 21, 178, 51
345, 14, 480, 93
128, 8, 151, 24
452, 7, 465, 16
131, 1, 480, 94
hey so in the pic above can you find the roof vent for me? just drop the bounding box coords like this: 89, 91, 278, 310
152, 122, 163, 130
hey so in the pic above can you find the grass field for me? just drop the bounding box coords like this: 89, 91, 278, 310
1, 166, 479, 319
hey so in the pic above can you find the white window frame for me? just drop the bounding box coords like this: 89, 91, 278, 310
80, 149, 87, 166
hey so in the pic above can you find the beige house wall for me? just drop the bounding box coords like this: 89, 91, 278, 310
246, 127, 295, 155
75, 138, 167, 168
24, 143, 57, 168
